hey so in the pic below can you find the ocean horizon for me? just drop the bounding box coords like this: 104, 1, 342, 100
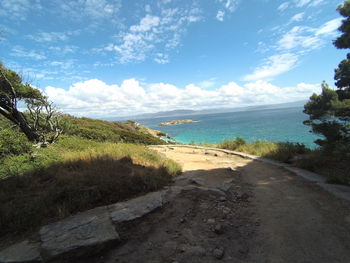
134, 106, 321, 148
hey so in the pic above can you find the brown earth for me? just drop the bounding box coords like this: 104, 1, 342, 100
85, 146, 350, 263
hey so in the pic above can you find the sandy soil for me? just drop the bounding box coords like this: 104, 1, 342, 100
86, 146, 350, 263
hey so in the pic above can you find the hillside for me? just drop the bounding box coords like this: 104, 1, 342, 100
0, 115, 180, 241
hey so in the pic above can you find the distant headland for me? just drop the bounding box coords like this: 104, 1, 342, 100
159, 119, 199, 126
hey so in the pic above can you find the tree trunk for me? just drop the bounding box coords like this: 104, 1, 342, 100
0, 107, 39, 142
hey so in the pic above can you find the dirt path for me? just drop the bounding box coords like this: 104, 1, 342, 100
89, 146, 350, 263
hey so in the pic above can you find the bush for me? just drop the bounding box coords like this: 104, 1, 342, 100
0, 129, 32, 159
219, 137, 247, 151
157, 131, 167, 137
219, 138, 308, 163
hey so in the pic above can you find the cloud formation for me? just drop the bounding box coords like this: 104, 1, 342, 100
243, 53, 299, 81
108, 6, 202, 63
44, 78, 320, 117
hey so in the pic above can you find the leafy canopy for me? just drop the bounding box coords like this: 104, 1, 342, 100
304, 1, 350, 153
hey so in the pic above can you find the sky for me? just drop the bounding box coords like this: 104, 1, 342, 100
0, 0, 347, 118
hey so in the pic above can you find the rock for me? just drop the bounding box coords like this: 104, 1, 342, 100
108, 191, 164, 223
213, 247, 225, 259
219, 196, 227, 202
178, 245, 206, 256
0, 240, 42, 263
184, 246, 206, 256
40, 206, 120, 261
181, 229, 196, 245
189, 177, 205, 186
214, 224, 224, 235
174, 175, 188, 182
219, 179, 234, 192
238, 193, 249, 200
207, 218, 216, 224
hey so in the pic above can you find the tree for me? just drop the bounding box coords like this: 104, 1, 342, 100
0, 63, 63, 144
304, 1, 350, 153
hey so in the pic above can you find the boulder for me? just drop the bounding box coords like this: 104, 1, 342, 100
0, 240, 41, 263
107, 191, 165, 223
40, 206, 119, 261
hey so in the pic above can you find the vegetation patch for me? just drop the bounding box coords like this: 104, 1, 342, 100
218, 137, 349, 185
0, 136, 181, 239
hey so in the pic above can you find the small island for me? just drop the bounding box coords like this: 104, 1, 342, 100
159, 119, 199, 126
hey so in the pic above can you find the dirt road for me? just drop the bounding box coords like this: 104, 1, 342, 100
91, 146, 350, 263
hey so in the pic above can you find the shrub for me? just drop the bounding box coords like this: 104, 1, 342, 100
219, 138, 308, 163
157, 131, 167, 137
219, 137, 247, 151
0, 129, 32, 159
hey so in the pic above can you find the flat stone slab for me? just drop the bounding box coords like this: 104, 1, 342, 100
107, 191, 165, 223
0, 240, 41, 263
40, 206, 119, 261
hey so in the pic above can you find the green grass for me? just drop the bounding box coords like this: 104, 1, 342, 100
218, 137, 309, 162
217, 137, 349, 185
0, 136, 181, 239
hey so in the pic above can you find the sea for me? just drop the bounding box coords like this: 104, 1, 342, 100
134, 106, 321, 148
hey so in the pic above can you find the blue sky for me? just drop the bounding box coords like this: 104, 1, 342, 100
0, 0, 346, 117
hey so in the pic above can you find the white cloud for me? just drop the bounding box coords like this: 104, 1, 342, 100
243, 53, 299, 81
278, 18, 342, 51
315, 18, 342, 36
0, 0, 42, 20
220, 0, 239, 12
58, 0, 121, 20
154, 53, 170, 64
294, 0, 324, 7
198, 79, 216, 89
44, 78, 320, 117
278, 2, 289, 11
48, 45, 79, 54
130, 15, 160, 32
216, 10, 225, 22
27, 32, 69, 42
50, 59, 76, 70
109, 7, 202, 63
295, 0, 311, 7
10, 45, 46, 60
216, 0, 238, 21
290, 12, 305, 23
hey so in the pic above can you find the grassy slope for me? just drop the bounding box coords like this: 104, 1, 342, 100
64, 116, 166, 145
218, 138, 350, 185
0, 116, 181, 239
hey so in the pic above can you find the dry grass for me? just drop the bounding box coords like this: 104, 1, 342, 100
0, 139, 181, 239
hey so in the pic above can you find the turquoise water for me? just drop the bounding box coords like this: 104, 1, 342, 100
135, 107, 321, 148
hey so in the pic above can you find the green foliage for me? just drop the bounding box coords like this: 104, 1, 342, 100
63, 115, 166, 145
334, 0, 350, 49
295, 151, 350, 185
0, 137, 181, 236
219, 138, 308, 163
218, 138, 349, 185
304, 2, 350, 153
303, 82, 350, 151
157, 131, 167, 137
219, 137, 247, 151
1, 63, 63, 143
0, 129, 31, 159
0, 63, 43, 102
